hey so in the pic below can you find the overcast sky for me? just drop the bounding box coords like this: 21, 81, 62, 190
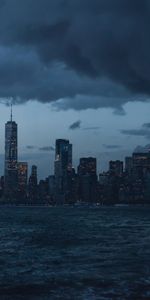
0, 0, 150, 178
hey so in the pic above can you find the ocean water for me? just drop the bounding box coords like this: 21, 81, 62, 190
0, 206, 150, 300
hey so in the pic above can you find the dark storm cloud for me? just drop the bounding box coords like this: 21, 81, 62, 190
121, 121, 150, 139
121, 129, 148, 136
121, 128, 150, 140
103, 144, 122, 149
143, 123, 150, 128
39, 146, 55, 152
69, 120, 81, 130
113, 107, 126, 116
0, 0, 150, 110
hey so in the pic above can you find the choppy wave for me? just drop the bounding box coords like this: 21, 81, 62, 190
0, 206, 150, 299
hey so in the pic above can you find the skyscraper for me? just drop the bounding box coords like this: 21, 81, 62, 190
55, 139, 72, 170
109, 160, 123, 177
78, 157, 97, 177
17, 162, 28, 195
132, 152, 150, 179
28, 165, 38, 201
125, 157, 133, 175
4, 105, 18, 196
77, 157, 97, 203
54, 139, 72, 202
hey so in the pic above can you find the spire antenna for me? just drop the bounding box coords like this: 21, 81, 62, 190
10, 102, 12, 122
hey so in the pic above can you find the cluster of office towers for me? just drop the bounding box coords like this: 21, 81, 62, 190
2, 108, 150, 205
2, 109, 97, 204
53, 139, 97, 204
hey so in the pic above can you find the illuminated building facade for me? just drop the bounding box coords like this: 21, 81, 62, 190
55, 139, 72, 170
17, 162, 28, 194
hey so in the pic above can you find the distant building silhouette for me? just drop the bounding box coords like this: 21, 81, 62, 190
4, 105, 18, 197
28, 165, 38, 202
78, 157, 97, 177
109, 160, 123, 177
125, 157, 133, 175
132, 152, 150, 179
78, 157, 97, 203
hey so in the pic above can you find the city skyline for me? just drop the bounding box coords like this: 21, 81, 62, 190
0, 103, 149, 178
0, 104, 150, 180
2, 105, 150, 205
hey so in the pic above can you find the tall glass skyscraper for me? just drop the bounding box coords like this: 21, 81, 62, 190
54, 139, 72, 202
55, 139, 72, 170
4, 106, 18, 196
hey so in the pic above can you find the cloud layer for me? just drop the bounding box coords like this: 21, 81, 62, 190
69, 120, 81, 130
103, 144, 122, 150
121, 122, 150, 139
0, 0, 150, 110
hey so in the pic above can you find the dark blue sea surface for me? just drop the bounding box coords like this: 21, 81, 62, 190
0, 206, 150, 299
